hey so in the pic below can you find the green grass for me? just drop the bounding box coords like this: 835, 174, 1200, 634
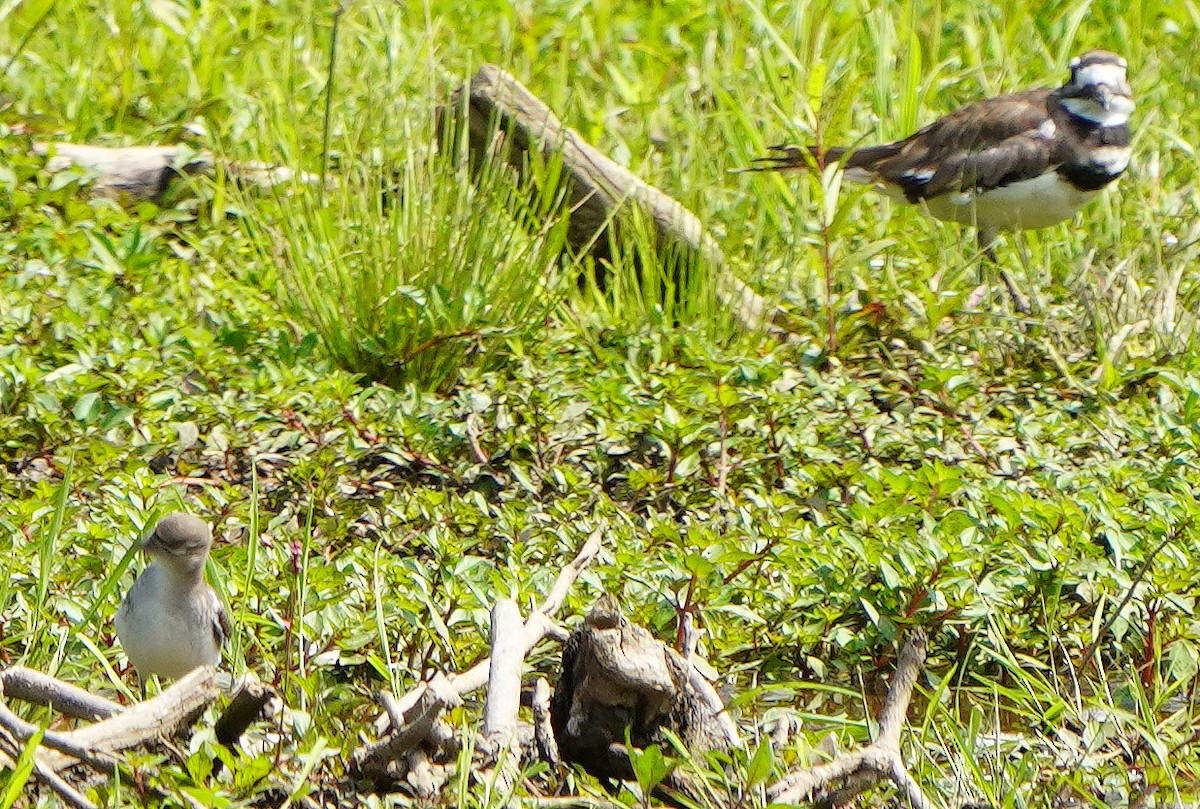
3, 0, 1200, 805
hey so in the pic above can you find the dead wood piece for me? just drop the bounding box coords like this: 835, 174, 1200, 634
28, 141, 321, 202
406, 747, 439, 799
0, 726, 96, 809
0, 666, 122, 721
39, 666, 221, 771
0, 688, 118, 774
34, 142, 212, 200
533, 677, 560, 766
349, 672, 461, 786
450, 529, 601, 697
549, 594, 736, 803
350, 532, 603, 791
483, 598, 525, 747
376, 688, 413, 735
481, 598, 526, 798
214, 678, 278, 747
766, 631, 935, 809
448, 65, 794, 335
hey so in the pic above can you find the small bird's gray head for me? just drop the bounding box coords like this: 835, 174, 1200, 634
142, 513, 212, 564
1060, 50, 1134, 125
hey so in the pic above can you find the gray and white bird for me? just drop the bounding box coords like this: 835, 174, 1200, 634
115, 513, 231, 690
751, 50, 1135, 251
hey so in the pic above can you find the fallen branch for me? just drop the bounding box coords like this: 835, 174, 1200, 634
214, 677, 278, 747
448, 528, 601, 696
349, 530, 603, 788
549, 594, 738, 804
0, 686, 118, 774
27, 141, 317, 201
39, 666, 221, 772
766, 630, 934, 809
0, 666, 122, 721
446, 65, 796, 336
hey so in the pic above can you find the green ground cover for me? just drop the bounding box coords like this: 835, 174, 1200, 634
2, 0, 1200, 805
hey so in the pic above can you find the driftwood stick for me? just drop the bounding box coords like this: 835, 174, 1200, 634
31, 757, 100, 809
34, 142, 211, 199
532, 677, 559, 766
537, 529, 602, 618
451, 65, 792, 334
28, 142, 318, 200
766, 631, 933, 807
876, 630, 926, 751
349, 673, 462, 781
0, 725, 97, 809
406, 746, 439, 798
450, 530, 601, 696
482, 599, 526, 797
376, 689, 412, 734
427, 718, 461, 758
483, 599, 525, 746
0, 693, 118, 774
213, 678, 277, 747
0, 666, 121, 720
40, 666, 220, 771
351, 532, 602, 785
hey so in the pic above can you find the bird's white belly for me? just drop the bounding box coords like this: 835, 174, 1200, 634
115, 568, 221, 680
921, 172, 1099, 230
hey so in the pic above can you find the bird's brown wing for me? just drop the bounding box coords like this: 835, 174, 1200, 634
869, 88, 1060, 201
751, 88, 1061, 201
212, 596, 233, 649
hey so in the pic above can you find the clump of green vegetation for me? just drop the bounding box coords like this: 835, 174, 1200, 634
2, 0, 1200, 806
245, 117, 572, 392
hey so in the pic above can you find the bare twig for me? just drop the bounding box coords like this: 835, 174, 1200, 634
40, 666, 220, 771
0, 690, 118, 774
0, 666, 121, 720
767, 631, 934, 808
532, 677, 559, 766
349, 673, 462, 781
214, 678, 277, 747
376, 688, 412, 734
0, 724, 97, 809
450, 529, 601, 696
484, 599, 525, 746
351, 531, 603, 787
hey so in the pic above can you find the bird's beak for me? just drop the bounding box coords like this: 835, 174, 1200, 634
1094, 85, 1115, 110
140, 529, 162, 551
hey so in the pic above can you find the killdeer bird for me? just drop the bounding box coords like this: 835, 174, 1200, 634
752, 50, 1134, 299
115, 513, 231, 693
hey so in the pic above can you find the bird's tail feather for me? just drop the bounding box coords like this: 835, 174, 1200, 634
745, 142, 901, 173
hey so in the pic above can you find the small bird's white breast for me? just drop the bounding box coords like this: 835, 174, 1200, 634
115, 563, 223, 681
921, 171, 1100, 230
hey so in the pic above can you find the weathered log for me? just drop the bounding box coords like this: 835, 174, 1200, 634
29, 141, 316, 200
350, 530, 602, 790
214, 677, 278, 747
767, 630, 935, 809
446, 64, 794, 334
38, 666, 221, 772
0, 665, 122, 721
33, 142, 212, 200
549, 593, 737, 804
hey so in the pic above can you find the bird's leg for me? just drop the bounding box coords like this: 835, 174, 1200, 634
138, 675, 147, 702
978, 228, 1031, 314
